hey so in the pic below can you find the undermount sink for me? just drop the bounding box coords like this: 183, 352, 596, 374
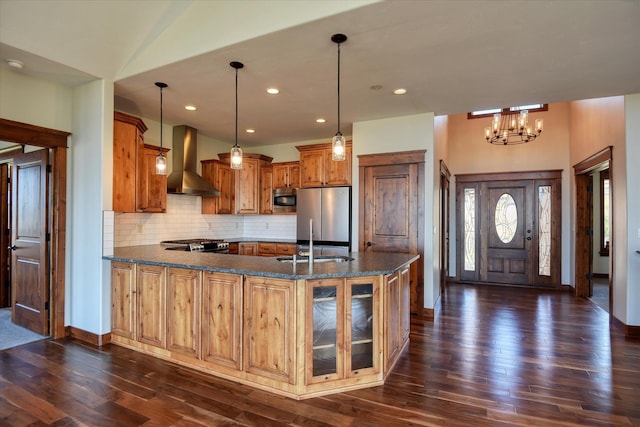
277, 255, 354, 264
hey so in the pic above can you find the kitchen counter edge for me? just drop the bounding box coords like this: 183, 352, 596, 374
103, 245, 419, 280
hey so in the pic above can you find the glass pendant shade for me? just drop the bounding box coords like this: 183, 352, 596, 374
230, 145, 243, 169
155, 153, 167, 175
332, 133, 346, 161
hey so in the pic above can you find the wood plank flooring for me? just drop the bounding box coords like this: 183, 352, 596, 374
2, 283, 639, 426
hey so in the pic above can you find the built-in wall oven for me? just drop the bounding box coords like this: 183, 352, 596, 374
273, 187, 296, 213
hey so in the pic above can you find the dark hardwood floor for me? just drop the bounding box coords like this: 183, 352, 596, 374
2, 283, 639, 426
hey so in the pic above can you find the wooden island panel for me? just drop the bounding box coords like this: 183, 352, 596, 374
136, 264, 166, 349
166, 267, 200, 358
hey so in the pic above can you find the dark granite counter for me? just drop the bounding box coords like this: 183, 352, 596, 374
104, 245, 418, 279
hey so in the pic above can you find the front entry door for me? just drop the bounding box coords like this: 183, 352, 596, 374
457, 171, 561, 288
11, 149, 50, 335
482, 180, 534, 285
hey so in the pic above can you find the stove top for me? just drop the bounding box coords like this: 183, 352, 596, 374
161, 239, 229, 252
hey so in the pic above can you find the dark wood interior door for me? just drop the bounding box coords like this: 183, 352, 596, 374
481, 181, 534, 285
360, 150, 424, 315
11, 149, 49, 335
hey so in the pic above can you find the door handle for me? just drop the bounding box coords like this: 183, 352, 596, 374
8, 245, 16, 251
526, 237, 531, 241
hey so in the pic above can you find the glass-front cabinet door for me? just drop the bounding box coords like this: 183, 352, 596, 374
306, 278, 344, 383
306, 276, 379, 384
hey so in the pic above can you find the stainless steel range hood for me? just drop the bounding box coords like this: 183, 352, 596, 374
167, 125, 220, 196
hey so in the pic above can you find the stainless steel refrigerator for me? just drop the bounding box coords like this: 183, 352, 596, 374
296, 186, 351, 254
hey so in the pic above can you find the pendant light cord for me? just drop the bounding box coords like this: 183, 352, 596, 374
159, 85, 163, 151
234, 67, 238, 148
337, 41, 341, 135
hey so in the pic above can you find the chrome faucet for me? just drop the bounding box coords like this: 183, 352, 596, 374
299, 218, 314, 265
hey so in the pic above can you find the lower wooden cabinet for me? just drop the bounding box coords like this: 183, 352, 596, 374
305, 276, 379, 385
244, 276, 296, 384
202, 272, 242, 370
136, 264, 166, 349
166, 267, 201, 357
258, 242, 277, 256
384, 266, 410, 373
238, 242, 258, 256
111, 261, 136, 339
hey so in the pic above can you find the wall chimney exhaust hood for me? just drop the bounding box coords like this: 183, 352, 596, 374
167, 125, 220, 196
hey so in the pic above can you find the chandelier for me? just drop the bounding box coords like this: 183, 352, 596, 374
484, 109, 543, 145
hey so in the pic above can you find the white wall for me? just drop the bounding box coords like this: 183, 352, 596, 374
353, 113, 437, 308
447, 104, 572, 285
624, 94, 640, 326
71, 79, 113, 334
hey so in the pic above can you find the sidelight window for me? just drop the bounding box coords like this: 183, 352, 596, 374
538, 185, 551, 276
464, 188, 476, 271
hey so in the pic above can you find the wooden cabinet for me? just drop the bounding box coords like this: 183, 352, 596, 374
202, 272, 242, 371
272, 161, 300, 189
297, 142, 351, 188
260, 166, 273, 214
166, 267, 200, 358
201, 159, 234, 214
111, 262, 136, 339
276, 243, 296, 256
383, 266, 410, 373
218, 153, 273, 215
305, 276, 379, 385
258, 242, 277, 257
138, 144, 170, 213
238, 242, 258, 256
244, 276, 296, 384
136, 264, 166, 348
113, 111, 169, 213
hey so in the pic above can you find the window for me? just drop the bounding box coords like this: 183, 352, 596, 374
467, 104, 548, 119
600, 169, 610, 256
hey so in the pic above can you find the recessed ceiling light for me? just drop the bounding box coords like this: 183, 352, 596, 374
394, 88, 407, 95
266, 88, 280, 95
184, 105, 197, 111
6, 59, 24, 69
246, 129, 255, 133
316, 118, 326, 123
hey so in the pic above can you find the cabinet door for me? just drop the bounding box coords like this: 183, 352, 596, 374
166, 268, 200, 357
289, 163, 300, 189
201, 160, 217, 214
399, 266, 411, 344
324, 145, 352, 186
299, 150, 325, 188
238, 242, 258, 256
383, 272, 401, 372
260, 167, 273, 214
202, 272, 242, 370
258, 242, 277, 257
111, 262, 135, 339
137, 264, 166, 348
202, 160, 234, 214
273, 164, 289, 189
244, 276, 295, 384
113, 120, 139, 212
235, 158, 260, 214
138, 145, 168, 213
306, 278, 344, 384
276, 243, 296, 256
345, 276, 379, 377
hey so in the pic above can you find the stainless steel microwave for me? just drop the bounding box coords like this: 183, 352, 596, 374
273, 188, 296, 213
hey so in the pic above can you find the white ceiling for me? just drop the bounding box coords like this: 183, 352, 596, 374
2, 0, 640, 147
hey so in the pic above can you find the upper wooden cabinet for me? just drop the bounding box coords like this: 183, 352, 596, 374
113, 111, 169, 213
217, 153, 273, 215
297, 142, 352, 188
260, 166, 273, 215
201, 159, 234, 214
272, 161, 300, 189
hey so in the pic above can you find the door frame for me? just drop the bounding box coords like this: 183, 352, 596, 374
439, 160, 451, 295
573, 146, 613, 302
455, 170, 562, 287
0, 118, 68, 339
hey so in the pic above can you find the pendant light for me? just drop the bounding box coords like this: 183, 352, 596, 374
331, 33, 347, 161
230, 61, 244, 170
155, 82, 168, 175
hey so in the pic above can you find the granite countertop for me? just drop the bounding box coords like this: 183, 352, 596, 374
103, 245, 419, 279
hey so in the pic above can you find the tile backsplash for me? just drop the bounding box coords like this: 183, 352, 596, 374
109, 194, 297, 247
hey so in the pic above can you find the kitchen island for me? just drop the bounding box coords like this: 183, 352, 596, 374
104, 245, 418, 399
